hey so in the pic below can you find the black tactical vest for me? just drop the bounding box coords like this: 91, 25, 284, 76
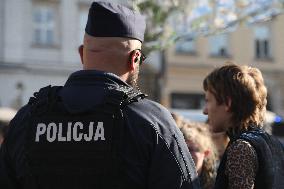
24, 85, 146, 189
215, 128, 284, 189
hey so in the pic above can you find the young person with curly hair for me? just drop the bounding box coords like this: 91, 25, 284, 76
172, 113, 218, 189
181, 123, 218, 189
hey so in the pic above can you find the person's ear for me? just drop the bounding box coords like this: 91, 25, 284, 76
204, 150, 210, 157
225, 97, 232, 112
78, 45, 84, 65
129, 50, 140, 70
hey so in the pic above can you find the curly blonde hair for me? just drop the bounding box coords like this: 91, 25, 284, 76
171, 113, 217, 189
181, 123, 218, 189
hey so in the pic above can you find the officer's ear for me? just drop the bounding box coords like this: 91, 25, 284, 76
78, 45, 84, 65
129, 49, 140, 70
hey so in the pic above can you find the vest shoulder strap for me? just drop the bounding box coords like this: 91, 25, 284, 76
28, 85, 62, 115
105, 85, 148, 108
28, 85, 147, 118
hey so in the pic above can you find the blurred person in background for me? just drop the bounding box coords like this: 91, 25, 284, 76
181, 123, 218, 189
171, 112, 189, 129
203, 63, 284, 189
172, 113, 218, 189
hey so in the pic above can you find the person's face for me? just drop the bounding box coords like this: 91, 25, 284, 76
186, 140, 205, 175
203, 90, 231, 133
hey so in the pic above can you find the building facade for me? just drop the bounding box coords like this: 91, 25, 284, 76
164, 14, 284, 116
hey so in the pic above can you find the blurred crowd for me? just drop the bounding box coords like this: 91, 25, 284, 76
172, 112, 228, 189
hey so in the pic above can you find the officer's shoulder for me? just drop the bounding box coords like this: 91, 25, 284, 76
4, 104, 31, 138
8, 85, 54, 131
124, 98, 178, 132
28, 85, 62, 105
126, 98, 170, 117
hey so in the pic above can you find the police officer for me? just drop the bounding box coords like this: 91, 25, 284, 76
0, 1, 200, 189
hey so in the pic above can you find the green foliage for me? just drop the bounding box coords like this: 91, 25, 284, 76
133, 0, 284, 55
137, 1, 179, 54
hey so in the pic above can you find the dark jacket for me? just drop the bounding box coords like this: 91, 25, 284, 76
215, 127, 284, 189
0, 70, 200, 189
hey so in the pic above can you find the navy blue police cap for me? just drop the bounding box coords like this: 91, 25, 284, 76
85, 1, 146, 42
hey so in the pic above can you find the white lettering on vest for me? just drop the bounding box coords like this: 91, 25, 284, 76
84, 122, 94, 141
94, 122, 105, 141
35, 123, 46, 142
73, 122, 83, 141
34, 121, 105, 142
47, 123, 57, 142
67, 122, 72, 141
58, 123, 66, 142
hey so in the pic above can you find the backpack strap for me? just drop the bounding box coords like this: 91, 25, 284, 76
122, 87, 148, 107
105, 85, 147, 109
101, 85, 147, 188
28, 85, 62, 115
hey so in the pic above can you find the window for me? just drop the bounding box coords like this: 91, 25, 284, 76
254, 25, 271, 59
208, 33, 229, 57
175, 39, 196, 54
171, 93, 205, 109
32, 5, 57, 46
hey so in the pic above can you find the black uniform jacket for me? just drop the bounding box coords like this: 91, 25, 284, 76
0, 70, 200, 189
